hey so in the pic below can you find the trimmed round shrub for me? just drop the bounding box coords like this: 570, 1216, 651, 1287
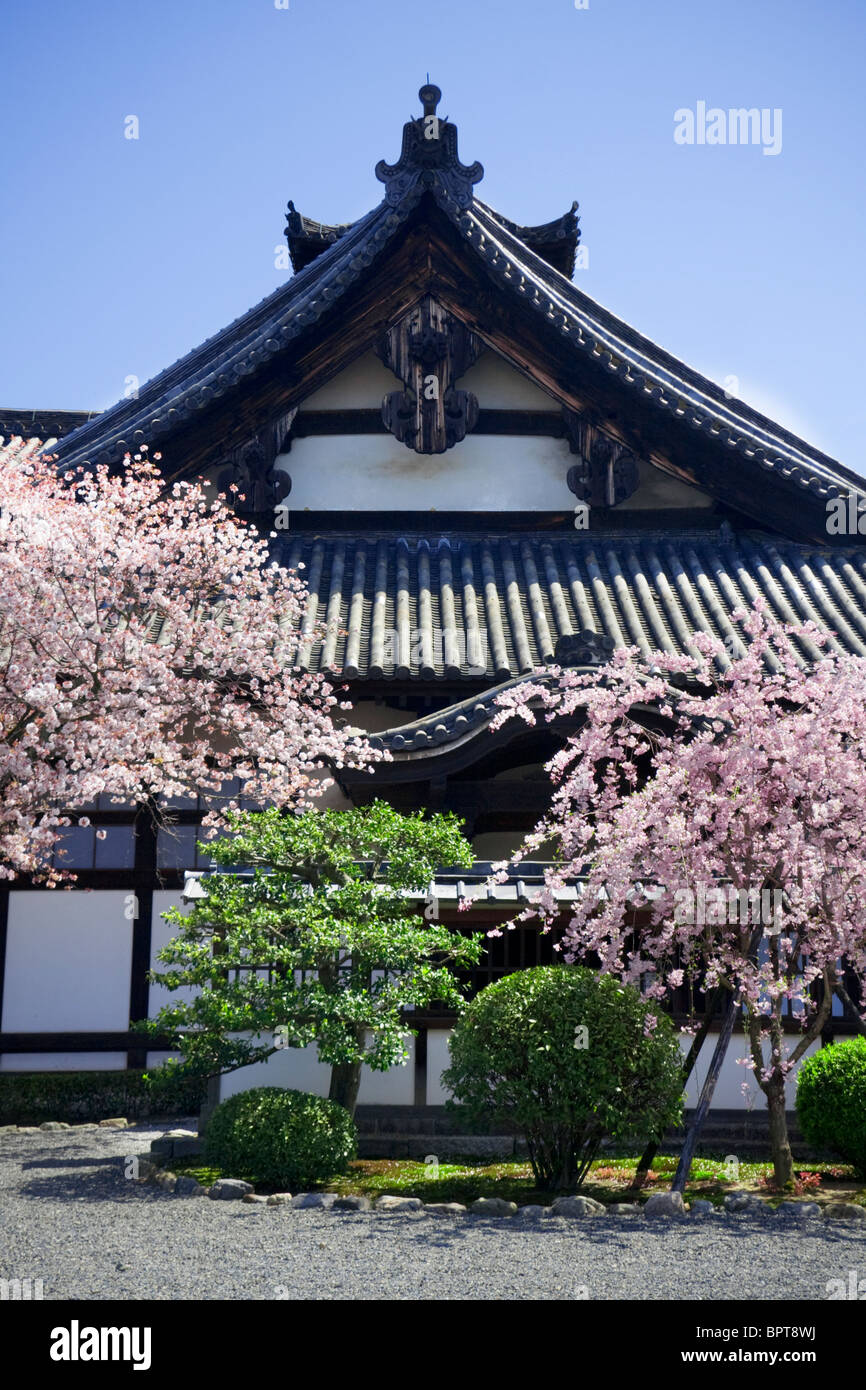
443, 965, 684, 1190
203, 1086, 356, 1188
796, 1037, 866, 1177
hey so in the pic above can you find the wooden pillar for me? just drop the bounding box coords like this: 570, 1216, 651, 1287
0, 883, 9, 1070
414, 1024, 428, 1107
126, 809, 157, 1070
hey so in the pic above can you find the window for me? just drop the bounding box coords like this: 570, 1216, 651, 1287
52, 824, 135, 870
157, 825, 198, 870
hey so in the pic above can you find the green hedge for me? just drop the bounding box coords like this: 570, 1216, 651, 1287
204, 1087, 356, 1188
0, 1069, 207, 1125
443, 965, 684, 1190
796, 1037, 866, 1177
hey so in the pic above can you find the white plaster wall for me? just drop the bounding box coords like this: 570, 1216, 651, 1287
0, 1053, 128, 1072
296, 348, 557, 413
146, 1052, 183, 1069
427, 1028, 818, 1110
427, 1029, 454, 1106
298, 352, 400, 409
681, 1034, 820, 1110
1, 891, 133, 1033
275, 433, 574, 512
276, 435, 712, 515
218, 1034, 415, 1105
149, 893, 199, 1012
456, 353, 559, 409
619, 459, 713, 510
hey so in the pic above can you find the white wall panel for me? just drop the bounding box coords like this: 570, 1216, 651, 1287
427, 1028, 817, 1110
680, 1034, 820, 1110
149, 893, 199, 1011
358, 1039, 414, 1103
457, 353, 558, 408
427, 1029, 454, 1106
145, 1052, 183, 1069
298, 352, 399, 409
0, 1053, 127, 1072
275, 434, 573, 512
297, 348, 557, 412
218, 1035, 415, 1104
276, 436, 713, 515
2, 891, 133, 1032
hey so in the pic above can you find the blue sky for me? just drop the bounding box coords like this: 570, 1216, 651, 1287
2, 0, 864, 472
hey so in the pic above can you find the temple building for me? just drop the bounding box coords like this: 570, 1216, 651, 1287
2, 86, 865, 1124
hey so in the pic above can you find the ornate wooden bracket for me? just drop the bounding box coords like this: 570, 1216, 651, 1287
215, 408, 295, 514
376, 297, 483, 454
563, 410, 640, 507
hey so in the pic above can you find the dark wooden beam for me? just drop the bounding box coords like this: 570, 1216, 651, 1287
0, 1032, 174, 1052
289, 408, 567, 438
127, 808, 158, 1069
0, 884, 9, 1068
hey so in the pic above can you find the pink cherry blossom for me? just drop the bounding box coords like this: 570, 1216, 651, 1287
0, 438, 383, 882
493, 600, 866, 1182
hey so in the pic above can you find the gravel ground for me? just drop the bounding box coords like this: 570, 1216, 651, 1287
1, 1125, 865, 1301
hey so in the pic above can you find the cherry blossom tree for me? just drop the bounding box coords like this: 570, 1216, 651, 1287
0, 437, 379, 881
489, 602, 866, 1189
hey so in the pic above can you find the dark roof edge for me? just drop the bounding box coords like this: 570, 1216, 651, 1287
457, 198, 862, 495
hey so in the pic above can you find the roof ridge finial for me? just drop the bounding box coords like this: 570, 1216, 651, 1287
375, 84, 483, 209
419, 82, 441, 118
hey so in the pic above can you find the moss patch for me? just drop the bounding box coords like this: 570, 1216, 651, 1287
165, 1151, 866, 1207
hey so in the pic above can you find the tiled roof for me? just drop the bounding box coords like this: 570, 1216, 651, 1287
47, 89, 866, 526
284, 202, 354, 272
46, 195, 418, 470
183, 863, 584, 905
1, 409, 99, 442
278, 527, 866, 682
478, 199, 581, 277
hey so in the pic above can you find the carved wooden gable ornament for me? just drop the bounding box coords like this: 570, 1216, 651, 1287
376, 297, 483, 454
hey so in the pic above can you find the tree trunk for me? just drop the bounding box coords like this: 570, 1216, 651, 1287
766, 1074, 794, 1189
198, 1074, 222, 1136
672, 991, 740, 1193
833, 980, 866, 1037
328, 1059, 363, 1118
633, 989, 722, 1188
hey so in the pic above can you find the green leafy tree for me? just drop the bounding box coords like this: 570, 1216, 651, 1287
443, 965, 684, 1190
141, 801, 482, 1115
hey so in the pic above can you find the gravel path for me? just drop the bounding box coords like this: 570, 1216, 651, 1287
2, 1126, 865, 1301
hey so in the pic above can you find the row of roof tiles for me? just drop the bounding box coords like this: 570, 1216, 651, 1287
275, 528, 866, 683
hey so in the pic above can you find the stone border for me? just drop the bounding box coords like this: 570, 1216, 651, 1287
0, 1119, 132, 1133
135, 1170, 866, 1223
4, 1124, 864, 1225
139, 1137, 866, 1224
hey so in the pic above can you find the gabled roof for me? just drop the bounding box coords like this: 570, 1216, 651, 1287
48, 85, 865, 543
